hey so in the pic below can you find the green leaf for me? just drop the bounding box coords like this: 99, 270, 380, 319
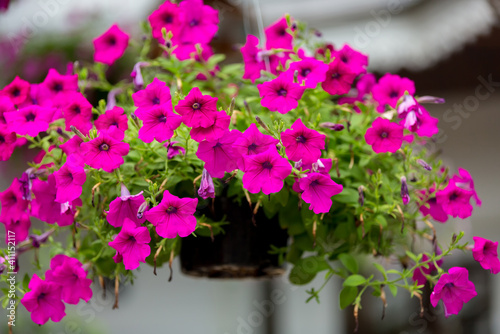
334, 188, 359, 204
289, 256, 330, 285
388, 283, 398, 297
339, 286, 358, 309
22, 273, 30, 291
343, 274, 366, 287
372, 263, 387, 280
339, 253, 358, 274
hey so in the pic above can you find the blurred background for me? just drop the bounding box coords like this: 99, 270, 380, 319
1, 0, 500, 333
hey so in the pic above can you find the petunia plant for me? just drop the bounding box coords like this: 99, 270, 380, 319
0, 0, 495, 328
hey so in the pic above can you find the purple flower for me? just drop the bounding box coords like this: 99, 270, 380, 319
81, 131, 130, 173
130, 62, 149, 90
0, 0, 10, 12
436, 182, 473, 219
195, 129, 241, 178
20, 274, 66, 325
257, 73, 306, 114
61, 92, 93, 135
93, 24, 129, 66
319, 122, 344, 131
106, 184, 147, 227
372, 73, 415, 113
45, 255, 93, 304
321, 58, 357, 96
175, 87, 218, 128
241, 35, 264, 83
401, 176, 410, 205
136, 105, 182, 143
332, 44, 368, 76
265, 16, 294, 50
1, 76, 30, 105
242, 148, 292, 195
190, 110, 230, 143
148, 1, 181, 44
54, 162, 86, 203
164, 141, 186, 159
132, 78, 172, 114
198, 168, 215, 199
233, 123, 279, 171
430, 267, 477, 317
472, 237, 500, 274
177, 0, 219, 44
4, 105, 53, 137
108, 218, 151, 270
145, 190, 198, 239
281, 118, 325, 164
364, 117, 404, 153
299, 173, 343, 214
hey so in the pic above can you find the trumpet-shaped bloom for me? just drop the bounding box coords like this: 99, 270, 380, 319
0, 125, 17, 161
430, 267, 477, 317
45, 255, 93, 304
195, 129, 241, 178
233, 123, 279, 170
175, 87, 218, 128
93, 24, 129, 66
148, 1, 181, 43
132, 78, 172, 114
54, 162, 86, 203
0, 178, 28, 224
4, 105, 53, 137
61, 92, 93, 135
265, 16, 294, 50
81, 131, 130, 173
332, 44, 368, 76
281, 118, 325, 164
108, 218, 151, 270
2, 76, 30, 105
372, 73, 415, 113
40, 68, 78, 99
419, 190, 449, 223
0, 95, 16, 125
451, 168, 482, 206
190, 110, 230, 142
412, 254, 440, 286
60, 136, 84, 167
106, 184, 146, 227
3, 212, 30, 244
20, 274, 66, 325
299, 173, 343, 214
145, 190, 198, 238
321, 58, 357, 96
472, 237, 500, 274
257, 73, 306, 114
436, 182, 473, 219
241, 34, 264, 83
178, 0, 218, 44
286, 57, 329, 89
164, 141, 185, 159
364, 117, 403, 153
95, 106, 128, 138
198, 168, 215, 199
136, 104, 182, 143
242, 148, 292, 195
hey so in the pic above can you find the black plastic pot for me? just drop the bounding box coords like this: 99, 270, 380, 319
180, 195, 289, 278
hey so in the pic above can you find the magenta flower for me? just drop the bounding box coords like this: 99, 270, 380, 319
0, 95, 16, 125
190, 110, 230, 142
430, 267, 477, 317
332, 44, 368, 76
257, 73, 306, 114
40, 68, 78, 99
108, 218, 151, 270
0, 125, 17, 161
451, 168, 482, 206
299, 173, 343, 214
196, 129, 241, 178
0, 0, 10, 12
148, 0, 181, 43
3, 212, 31, 244
436, 182, 474, 219
372, 73, 415, 113
2, 76, 30, 105
20, 274, 66, 325
45, 254, 93, 304
4, 105, 53, 137
281, 118, 325, 164
93, 24, 129, 66
265, 17, 294, 50
132, 78, 172, 114
136, 104, 182, 143
177, 0, 219, 44
241, 34, 264, 83
32, 174, 81, 227
0, 178, 28, 224
241, 148, 291, 195
61, 92, 93, 135
412, 254, 439, 286
81, 131, 130, 173
398, 100, 439, 138
419, 189, 449, 223
60, 135, 84, 167
233, 123, 279, 170
321, 58, 357, 96
106, 184, 146, 227
95, 106, 129, 139
54, 162, 86, 203
472, 237, 500, 274
174, 87, 218, 128
286, 57, 329, 89
164, 141, 186, 159
145, 190, 198, 238
198, 168, 215, 199
364, 117, 404, 153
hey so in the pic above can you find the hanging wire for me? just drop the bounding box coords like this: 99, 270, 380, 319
251, 0, 271, 72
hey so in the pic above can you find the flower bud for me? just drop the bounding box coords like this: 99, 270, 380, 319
130, 62, 149, 91
417, 96, 445, 104
417, 159, 432, 171
198, 169, 215, 200
358, 186, 365, 206
137, 201, 149, 219
319, 122, 344, 131
400, 176, 410, 205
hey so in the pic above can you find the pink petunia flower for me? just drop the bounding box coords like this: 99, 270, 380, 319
412, 254, 441, 286
106, 184, 147, 227
472, 237, 500, 274
45, 254, 93, 304
54, 162, 86, 203
1, 76, 30, 105
164, 141, 186, 159
3, 212, 30, 243
174, 87, 218, 128
398, 98, 439, 138
241, 34, 265, 83
148, 0, 181, 43
95, 106, 129, 138
0, 178, 28, 224
196, 129, 241, 178
286, 57, 329, 89
0, 0, 10, 12
190, 110, 230, 142
198, 168, 215, 199
451, 168, 482, 207
299, 173, 343, 214
364, 117, 404, 153
0, 95, 16, 125
321, 58, 357, 96
436, 182, 474, 219
61, 92, 93, 135
40, 68, 78, 99
233, 123, 279, 170
257, 73, 306, 114
108, 218, 151, 270
177, 0, 219, 44
60, 135, 85, 167
93, 24, 130, 66
145, 190, 198, 239
265, 16, 294, 50
281, 118, 325, 164
338, 73, 377, 113
132, 78, 172, 114
136, 104, 182, 143
372, 73, 415, 113
430, 267, 477, 317
81, 131, 130, 173
241, 147, 292, 195
20, 274, 66, 325
419, 188, 449, 223
0, 125, 17, 161
331, 44, 368, 76
4, 105, 53, 137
